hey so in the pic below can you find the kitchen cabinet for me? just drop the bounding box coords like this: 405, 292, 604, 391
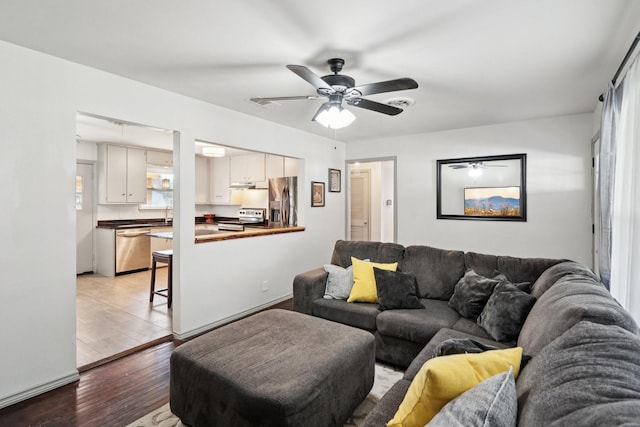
229, 153, 265, 182
98, 144, 147, 204
147, 149, 173, 167
265, 154, 284, 178
149, 226, 172, 266
284, 157, 299, 176
195, 156, 210, 204
210, 156, 232, 204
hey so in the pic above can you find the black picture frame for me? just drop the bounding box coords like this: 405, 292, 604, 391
329, 168, 341, 192
311, 181, 325, 207
437, 153, 527, 221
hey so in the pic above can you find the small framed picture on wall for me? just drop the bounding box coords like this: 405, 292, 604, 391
329, 168, 341, 192
311, 181, 325, 207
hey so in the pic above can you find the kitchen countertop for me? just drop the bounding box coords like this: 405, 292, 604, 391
96, 216, 240, 229
148, 226, 305, 242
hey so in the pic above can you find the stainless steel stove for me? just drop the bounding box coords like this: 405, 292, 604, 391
217, 208, 267, 231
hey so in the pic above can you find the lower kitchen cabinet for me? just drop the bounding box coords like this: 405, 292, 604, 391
150, 226, 173, 267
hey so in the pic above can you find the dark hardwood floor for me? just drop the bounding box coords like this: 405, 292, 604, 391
0, 298, 293, 427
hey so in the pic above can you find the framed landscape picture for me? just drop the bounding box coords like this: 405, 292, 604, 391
464, 186, 522, 218
311, 181, 325, 207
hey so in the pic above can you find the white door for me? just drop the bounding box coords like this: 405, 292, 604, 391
350, 169, 371, 241
76, 162, 95, 274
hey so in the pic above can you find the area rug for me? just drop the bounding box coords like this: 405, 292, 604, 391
127, 363, 404, 427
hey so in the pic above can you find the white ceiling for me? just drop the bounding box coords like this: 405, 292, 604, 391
2, 1, 639, 144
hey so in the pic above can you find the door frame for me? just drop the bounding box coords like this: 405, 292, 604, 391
76, 160, 97, 274
345, 156, 397, 242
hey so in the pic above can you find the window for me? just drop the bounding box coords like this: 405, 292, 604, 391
143, 165, 173, 209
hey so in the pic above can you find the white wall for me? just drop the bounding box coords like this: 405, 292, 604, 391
347, 114, 594, 265
0, 39, 345, 407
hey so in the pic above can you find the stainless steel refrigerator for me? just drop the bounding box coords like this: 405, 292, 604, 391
268, 177, 298, 227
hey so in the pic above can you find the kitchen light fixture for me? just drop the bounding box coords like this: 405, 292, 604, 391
202, 146, 226, 157
313, 99, 356, 129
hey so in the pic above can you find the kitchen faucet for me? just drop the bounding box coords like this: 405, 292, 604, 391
164, 206, 173, 224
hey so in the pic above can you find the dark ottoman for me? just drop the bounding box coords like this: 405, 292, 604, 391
170, 309, 375, 427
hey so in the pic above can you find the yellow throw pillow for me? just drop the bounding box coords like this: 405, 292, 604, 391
387, 347, 523, 427
347, 257, 398, 303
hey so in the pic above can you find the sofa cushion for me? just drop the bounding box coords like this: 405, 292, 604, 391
373, 268, 424, 311
387, 347, 523, 427
376, 299, 459, 345
404, 328, 507, 381
496, 255, 565, 285
477, 281, 537, 342
448, 269, 501, 320
322, 264, 354, 300
330, 239, 404, 268
312, 299, 379, 331
517, 321, 640, 427
517, 276, 639, 355
401, 245, 465, 300
464, 252, 499, 278
360, 379, 411, 427
450, 317, 495, 340
464, 251, 564, 286
530, 260, 599, 299
426, 368, 517, 427
348, 258, 398, 303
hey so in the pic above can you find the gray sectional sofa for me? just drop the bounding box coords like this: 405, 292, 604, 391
293, 240, 640, 426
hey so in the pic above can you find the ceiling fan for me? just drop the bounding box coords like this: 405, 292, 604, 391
250, 58, 418, 129
448, 162, 508, 170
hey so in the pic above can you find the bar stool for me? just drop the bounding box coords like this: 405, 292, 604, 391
150, 249, 173, 309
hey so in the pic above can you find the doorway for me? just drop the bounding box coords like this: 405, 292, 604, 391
347, 158, 396, 242
75, 113, 174, 370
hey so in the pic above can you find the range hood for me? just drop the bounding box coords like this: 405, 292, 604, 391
229, 181, 256, 189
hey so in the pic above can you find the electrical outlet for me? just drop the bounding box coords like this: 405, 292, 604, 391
262, 280, 269, 292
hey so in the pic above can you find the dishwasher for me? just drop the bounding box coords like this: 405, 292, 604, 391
115, 227, 151, 274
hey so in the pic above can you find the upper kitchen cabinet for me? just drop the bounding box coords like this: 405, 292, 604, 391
98, 144, 147, 204
284, 157, 299, 177
229, 153, 265, 183
195, 155, 210, 204
210, 156, 232, 204
147, 149, 173, 167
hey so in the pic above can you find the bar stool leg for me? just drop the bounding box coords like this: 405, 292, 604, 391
167, 258, 173, 309
150, 258, 157, 303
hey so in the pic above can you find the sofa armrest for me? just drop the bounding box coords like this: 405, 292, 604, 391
293, 267, 328, 315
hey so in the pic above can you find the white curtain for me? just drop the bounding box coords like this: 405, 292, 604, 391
610, 56, 640, 324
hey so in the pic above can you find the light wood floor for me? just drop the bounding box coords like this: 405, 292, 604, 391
76, 268, 172, 370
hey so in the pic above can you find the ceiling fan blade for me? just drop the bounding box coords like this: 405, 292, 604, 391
287, 65, 334, 92
250, 95, 322, 102
346, 98, 403, 116
449, 165, 469, 169
347, 77, 418, 97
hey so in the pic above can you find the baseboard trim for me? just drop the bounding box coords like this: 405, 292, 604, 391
174, 294, 293, 340
0, 371, 80, 410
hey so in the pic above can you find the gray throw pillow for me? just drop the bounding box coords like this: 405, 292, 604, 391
323, 264, 354, 299
373, 267, 424, 310
448, 269, 502, 320
427, 367, 517, 427
478, 281, 536, 342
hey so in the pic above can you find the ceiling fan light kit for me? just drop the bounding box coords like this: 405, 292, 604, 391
253, 58, 418, 129
314, 103, 356, 129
